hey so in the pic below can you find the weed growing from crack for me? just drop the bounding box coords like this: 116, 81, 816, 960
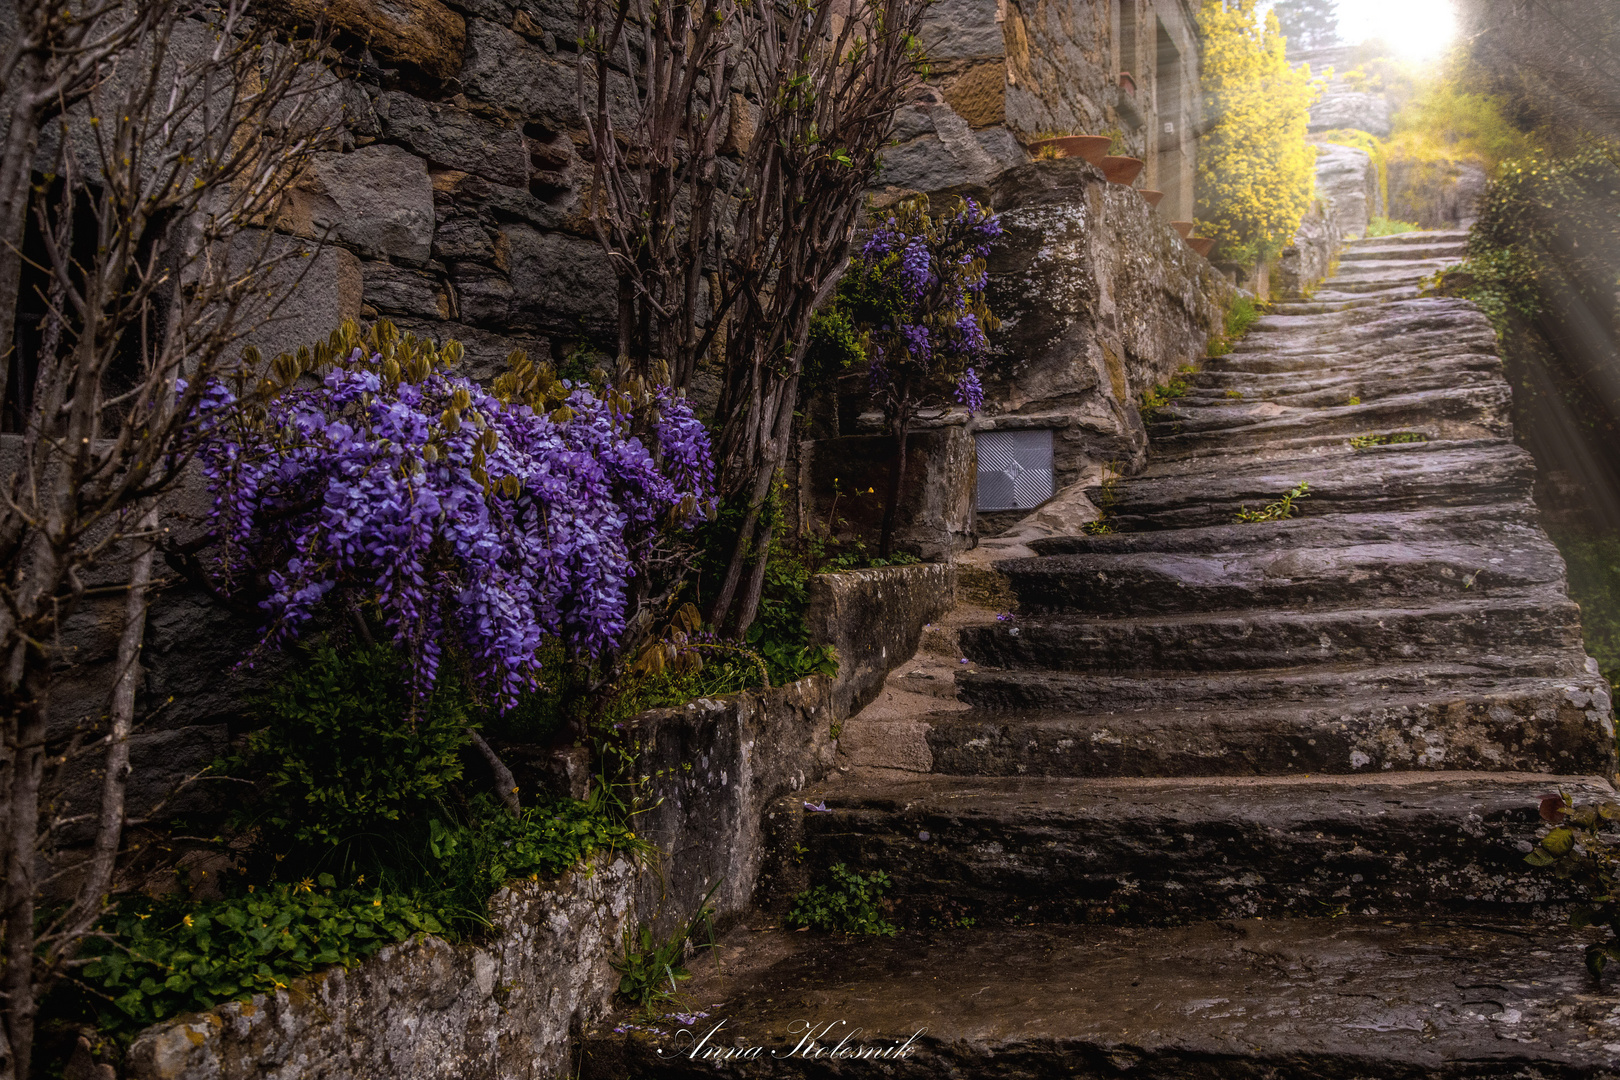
1234, 482, 1310, 523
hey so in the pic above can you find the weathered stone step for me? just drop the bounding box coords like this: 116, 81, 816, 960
1339, 240, 1468, 260
583, 918, 1620, 1080
926, 675, 1614, 777
785, 771, 1611, 925
1186, 352, 1500, 404
1269, 295, 1392, 314
957, 656, 1602, 710
995, 539, 1562, 617
1103, 440, 1534, 530
1147, 385, 1508, 448
959, 595, 1582, 673
1031, 504, 1545, 557
1349, 228, 1471, 247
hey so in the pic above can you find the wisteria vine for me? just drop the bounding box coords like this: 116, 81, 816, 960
856, 195, 1003, 414
188, 341, 713, 709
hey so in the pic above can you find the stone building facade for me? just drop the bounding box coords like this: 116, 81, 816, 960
890, 0, 1202, 221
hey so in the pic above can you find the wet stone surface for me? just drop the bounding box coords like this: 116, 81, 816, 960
585, 919, 1620, 1079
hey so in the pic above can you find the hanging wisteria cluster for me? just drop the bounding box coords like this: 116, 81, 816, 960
188, 335, 713, 709
856, 195, 1003, 414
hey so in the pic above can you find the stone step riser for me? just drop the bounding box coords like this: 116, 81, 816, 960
999, 550, 1560, 619
787, 778, 1606, 927
1029, 505, 1544, 557
927, 684, 1615, 778
958, 600, 1583, 673
1100, 445, 1536, 531
1148, 386, 1508, 442
1339, 246, 1467, 261
1185, 359, 1501, 403
956, 659, 1597, 710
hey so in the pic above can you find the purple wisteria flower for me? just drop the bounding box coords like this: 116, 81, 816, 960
188, 352, 713, 709
852, 196, 1002, 420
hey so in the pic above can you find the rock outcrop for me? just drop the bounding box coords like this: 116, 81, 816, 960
584, 232, 1620, 1078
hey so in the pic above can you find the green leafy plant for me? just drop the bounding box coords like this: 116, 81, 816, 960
1526, 793, 1620, 979
785, 863, 897, 935
1234, 482, 1310, 523
612, 883, 718, 1014
76, 880, 443, 1035
1547, 530, 1620, 690
1140, 370, 1196, 417
1225, 389, 1245, 399
1346, 395, 1362, 406
1083, 461, 1123, 535
1349, 431, 1427, 449
230, 643, 473, 850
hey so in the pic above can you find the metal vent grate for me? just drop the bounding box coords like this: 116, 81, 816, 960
976, 429, 1054, 512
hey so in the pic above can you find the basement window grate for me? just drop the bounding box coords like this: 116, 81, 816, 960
976, 429, 1054, 512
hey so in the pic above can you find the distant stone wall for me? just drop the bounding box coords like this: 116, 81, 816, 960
1275, 141, 1382, 296
124, 562, 950, 1080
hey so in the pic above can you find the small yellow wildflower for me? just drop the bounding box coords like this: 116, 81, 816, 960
295, 877, 314, 894
182, 914, 194, 927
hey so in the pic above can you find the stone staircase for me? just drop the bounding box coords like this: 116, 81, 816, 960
581, 233, 1620, 1077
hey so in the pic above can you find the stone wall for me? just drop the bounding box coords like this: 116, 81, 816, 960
978, 159, 1229, 484
122, 563, 953, 1080
1274, 141, 1381, 296
807, 156, 1230, 554
879, 0, 1200, 220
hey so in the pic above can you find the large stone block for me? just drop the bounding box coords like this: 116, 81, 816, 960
1312, 140, 1381, 238
878, 106, 1024, 195
919, 0, 1005, 59
233, 239, 364, 365
266, 0, 466, 81
1309, 87, 1393, 138
462, 18, 588, 131
362, 261, 448, 319
376, 92, 530, 187
281, 145, 437, 266
500, 224, 618, 340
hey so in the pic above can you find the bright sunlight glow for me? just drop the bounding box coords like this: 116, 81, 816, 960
1332, 0, 1458, 61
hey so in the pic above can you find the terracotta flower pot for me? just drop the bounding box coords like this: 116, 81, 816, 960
1188, 237, 1216, 258
1170, 220, 1195, 239
1025, 135, 1111, 165
1138, 189, 1165, 208
1100, 155, 1144, 185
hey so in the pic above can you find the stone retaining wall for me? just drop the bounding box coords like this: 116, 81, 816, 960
123, 563, 954, 1080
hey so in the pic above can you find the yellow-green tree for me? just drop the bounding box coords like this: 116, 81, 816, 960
1195, 0, 1321, 264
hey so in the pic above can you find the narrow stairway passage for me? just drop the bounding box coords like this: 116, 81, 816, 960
583, 232, 1620, 1078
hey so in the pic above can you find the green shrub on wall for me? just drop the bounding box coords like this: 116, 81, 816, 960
1195, 0, 1321, 264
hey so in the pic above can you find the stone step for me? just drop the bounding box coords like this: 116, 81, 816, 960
957, 656, 1603, 710
1269, 296, 1389, 314
785, 771, 1611, 925
925, 676, 1615, 777
1187, 352, 1501, 403
1146, 385, 1508, 447
1348, 228, 1471, 248
1030, 504, 1545, 557
583, 919, 1620, 1079
1102, 440, 1535, 531
958, 595, 1583, 673
1339, 241, 1468, 260
993, 539, 1563, 618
